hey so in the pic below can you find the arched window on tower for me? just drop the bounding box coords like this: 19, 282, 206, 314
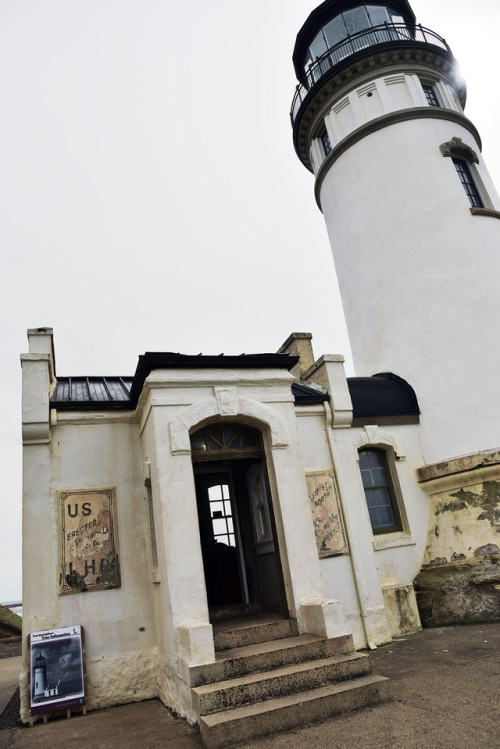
451, 158, 483, 208
439, 137, 496, 213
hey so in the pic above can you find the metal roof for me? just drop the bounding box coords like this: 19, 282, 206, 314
348, 372, 419, 418
50, 355, 419, 419
51, 352, 301, 410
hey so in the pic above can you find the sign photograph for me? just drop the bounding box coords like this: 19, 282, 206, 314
59, 488, 120, 594
306, 470, 349, 557
29, 625, 85, 715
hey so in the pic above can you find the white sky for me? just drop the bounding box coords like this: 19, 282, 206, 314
1, 0, 499, 602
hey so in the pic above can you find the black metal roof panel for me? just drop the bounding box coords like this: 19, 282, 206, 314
51, 352, 299, 411
347, 372, 419, 418
52, 377, 133, 409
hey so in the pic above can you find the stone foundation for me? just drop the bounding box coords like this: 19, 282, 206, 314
415, 553, 500, 627
416, 450, 500, 627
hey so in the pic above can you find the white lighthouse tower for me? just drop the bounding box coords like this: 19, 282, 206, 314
34, 652, 48, 698
292, 1, 500, 625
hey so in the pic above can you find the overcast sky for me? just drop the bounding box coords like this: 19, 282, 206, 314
1, 0, 499, 602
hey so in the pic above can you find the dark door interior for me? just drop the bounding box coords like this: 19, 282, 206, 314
191, 425, 287, 618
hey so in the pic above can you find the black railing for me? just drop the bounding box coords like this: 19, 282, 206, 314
291, 24, 451, 124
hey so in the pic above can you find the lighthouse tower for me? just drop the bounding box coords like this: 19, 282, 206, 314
34, 652, 48, 698
292, 1, 500, 625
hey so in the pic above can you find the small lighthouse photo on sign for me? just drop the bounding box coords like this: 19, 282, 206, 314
29, 626, 85, 715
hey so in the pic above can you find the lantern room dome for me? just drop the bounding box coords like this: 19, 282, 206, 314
293, 1, 416, 82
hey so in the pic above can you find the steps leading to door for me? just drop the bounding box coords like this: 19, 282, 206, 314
190, 619, 391, 748
213, 616, 298, 651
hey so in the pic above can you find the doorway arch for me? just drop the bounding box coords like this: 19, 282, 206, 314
190, 423, 288, 619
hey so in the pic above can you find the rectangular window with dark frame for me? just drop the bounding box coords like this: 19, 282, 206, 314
359, 448, 402, 534
422, 83, 439, 107
452, 158, 484, 208
321, 128, 332, 156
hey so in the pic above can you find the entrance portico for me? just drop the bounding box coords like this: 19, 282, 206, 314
137, 355, 349, 720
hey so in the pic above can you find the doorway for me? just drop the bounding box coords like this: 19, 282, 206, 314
191, 424, 287, 619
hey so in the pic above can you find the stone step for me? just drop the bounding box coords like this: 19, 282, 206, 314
213, 618, 298, 652
190, 633, 354, 687
193, 651, 372, 716
199, 673, 392, 749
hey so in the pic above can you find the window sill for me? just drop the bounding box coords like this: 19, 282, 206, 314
470, 207, 500, 220
373, 532, 415, 551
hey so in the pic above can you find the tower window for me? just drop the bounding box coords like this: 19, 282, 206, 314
320, 129, 332, 156
422, 83, 439, 107
452, 158, 484, 208
358, 448, 402, 534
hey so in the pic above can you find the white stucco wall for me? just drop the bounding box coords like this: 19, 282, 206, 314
294, 388, 428, 649
319, 116, 500, 464
21, 413, 158, 722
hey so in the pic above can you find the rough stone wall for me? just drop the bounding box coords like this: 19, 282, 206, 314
415, 466, 500, 627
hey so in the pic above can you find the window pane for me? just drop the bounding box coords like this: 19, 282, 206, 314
208, 485, 223, 501
309, 31, 328, 60
359, 448, 400, 532
343, 7, 370, 34
371, 467, 387, 486
191, 434, 206, 451
240, 432, 257, 447
452, 158, 483, 208
323, 16, 347, 47
207, 435, 222, 451
321, 129, 332, 156
366, 450, 384, 469
222, 428, 236, 445
422, 83, 439, 107
210, 501, 224, 517
377, 505, 396, 527
366, 5, 391, 26
212, 518, 227, 536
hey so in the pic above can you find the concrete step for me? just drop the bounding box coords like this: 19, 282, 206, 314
193, 651, 372, 716
213, 618, 298, 652
199, 673, 392, 749
190, 632, 354, 687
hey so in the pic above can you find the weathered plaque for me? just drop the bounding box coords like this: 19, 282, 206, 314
306, 470, 349, 557
59, 488, 120, 594
30, 625, 85, 715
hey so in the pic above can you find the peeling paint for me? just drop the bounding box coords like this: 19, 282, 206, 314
474, 544, 500, 558
439, 499, 466, 513
66, 569, 87, 591
96, 551, 120, 588
446, 482, 500, 528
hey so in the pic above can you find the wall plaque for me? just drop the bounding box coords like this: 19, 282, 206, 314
59, 488, 120, 594
306, 470, 349, 557
30, 625, 85, 716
